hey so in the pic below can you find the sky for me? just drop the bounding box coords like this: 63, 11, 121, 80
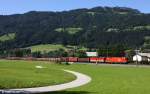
0, 0, 150, 15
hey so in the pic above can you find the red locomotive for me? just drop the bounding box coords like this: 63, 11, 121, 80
105, 57, 128, 64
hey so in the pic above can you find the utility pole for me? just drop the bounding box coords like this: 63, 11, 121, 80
106, 41, 109, 57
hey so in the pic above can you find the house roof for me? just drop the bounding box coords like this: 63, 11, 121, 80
138, 53, 150, 58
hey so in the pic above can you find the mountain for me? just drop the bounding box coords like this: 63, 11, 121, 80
0, 6, 150, 50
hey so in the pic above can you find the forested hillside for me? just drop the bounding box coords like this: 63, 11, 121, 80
0, 6, 150, 50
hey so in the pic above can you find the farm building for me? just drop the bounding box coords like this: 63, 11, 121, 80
133, 53, 150, 62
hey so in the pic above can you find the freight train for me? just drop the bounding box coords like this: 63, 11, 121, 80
61, 57, 128, 64
6, 57, 128, 64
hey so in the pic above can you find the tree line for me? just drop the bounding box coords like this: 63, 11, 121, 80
0, 47, 130, 58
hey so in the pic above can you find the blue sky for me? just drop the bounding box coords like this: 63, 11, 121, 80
0, 0, 150, 15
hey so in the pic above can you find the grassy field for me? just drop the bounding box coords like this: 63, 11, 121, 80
28, 44, 87, 53
55, 27, 83, 34
28, 44, 67, 53
0, 33, 15, 42
1, 60, 150, 94
0, 60, 75, 89
44, 64, 150, 94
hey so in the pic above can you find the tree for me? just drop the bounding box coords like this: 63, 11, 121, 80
32, 51, 42, 58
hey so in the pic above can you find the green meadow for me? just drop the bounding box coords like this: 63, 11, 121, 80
0, 60, 75, 89
0, 33, 15, 42
28, 44, 87, 53
28, 44, 67, 53
1, 60, 150, 94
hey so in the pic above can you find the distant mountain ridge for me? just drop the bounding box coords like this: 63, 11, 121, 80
0, 6, 150, 50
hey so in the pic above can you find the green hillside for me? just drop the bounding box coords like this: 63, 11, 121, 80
0, 33, 15, 42
55, 27, 83, 34
0, 6, 150, 50
28, 44, 87, 53
28, 44, 67, 53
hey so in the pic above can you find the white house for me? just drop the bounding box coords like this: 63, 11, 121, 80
133, 53, 150, 62
133, 55, 142, 62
